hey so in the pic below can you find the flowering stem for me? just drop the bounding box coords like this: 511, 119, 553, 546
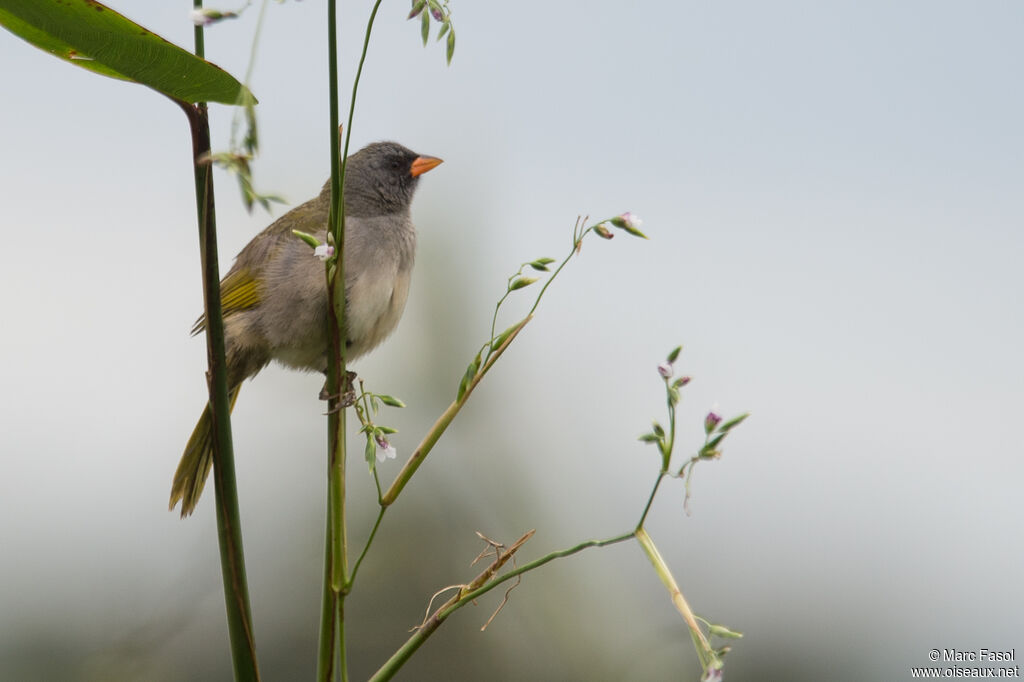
635, 471, 666, 530
182, 6, 259, 680
380, 315, 532, 505
368, 531, 636, 681
527, 219, 590, 319
346, 491, 385, 591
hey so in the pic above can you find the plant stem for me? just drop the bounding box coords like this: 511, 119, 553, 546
634, 528, 718, 671
381, 315, 532, 505
636, 471, 665, 530
317, 508, 338, 682
368, 531, 636, 681
338, 0, 384, 230
318, 0, 346, 676
347, 504, 385, 590
184, 6, 259, 680
383, 218, 601, 506
319, 2, 384, 678
527, 223, 590, 318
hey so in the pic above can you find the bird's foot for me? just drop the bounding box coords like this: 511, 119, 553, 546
320, 371, 358, 412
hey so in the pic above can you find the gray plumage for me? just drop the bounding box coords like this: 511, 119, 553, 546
170, 141, 441, 516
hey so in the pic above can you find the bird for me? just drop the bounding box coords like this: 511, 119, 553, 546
169, 141, 443, 517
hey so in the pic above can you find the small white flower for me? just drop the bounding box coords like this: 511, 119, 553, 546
618, 212, 643, 231
314, 244, 335, 261
190, 9, 215, 25
657, 362, 673, 379
190, 8, 237, 26
375, 435, 397, 463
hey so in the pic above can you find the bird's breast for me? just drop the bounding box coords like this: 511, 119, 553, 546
346, 265, 412, 359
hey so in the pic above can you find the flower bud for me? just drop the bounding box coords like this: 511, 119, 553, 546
407, 1, 426, 19
704, 410, 722, 434
190, 8, 238, 26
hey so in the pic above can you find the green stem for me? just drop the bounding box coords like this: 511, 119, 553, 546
347, 504, 385, 591
527, 223, 590, 319
319, 2, 384, 678
382, 221, 599, 506
319, 0, 346, 676
184, 5, 259, 680
337, 0, 385, 246
381, 315, 532, 506
368, 531, 636, 681
317, 508, 338, 682
636, 471, 665, 530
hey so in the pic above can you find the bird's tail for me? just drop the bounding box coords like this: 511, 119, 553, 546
169, 386, 242, 518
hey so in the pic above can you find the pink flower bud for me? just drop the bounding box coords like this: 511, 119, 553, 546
704, 410, 722, 434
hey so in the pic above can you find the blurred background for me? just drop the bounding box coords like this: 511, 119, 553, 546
1, 1, 1022, 680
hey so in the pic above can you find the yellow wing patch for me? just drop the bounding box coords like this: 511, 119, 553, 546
190, 267, 262, 335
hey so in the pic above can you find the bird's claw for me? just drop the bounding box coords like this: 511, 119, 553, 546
320, 371, 358, 413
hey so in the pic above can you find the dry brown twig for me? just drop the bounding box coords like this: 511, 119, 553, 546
412, 530, 536, 632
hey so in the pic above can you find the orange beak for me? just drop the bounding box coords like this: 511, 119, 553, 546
410, 155, 443, 177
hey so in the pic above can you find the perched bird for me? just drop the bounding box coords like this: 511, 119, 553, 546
170, 141, 443, 517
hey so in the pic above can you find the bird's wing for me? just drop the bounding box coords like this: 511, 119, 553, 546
190, 266, 262, 335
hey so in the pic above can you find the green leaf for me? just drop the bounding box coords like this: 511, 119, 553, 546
620, 224, 648, 239
457, 351, 481, 402
420, 7, 429, 45
705, 432, 726, 450
651, 421, 665, 438
291, 230, 321, 249
534, 257, 556, 265
708, 624, 744, 639
638, 433, 661, 443
446, 26, 455, 65
407, 0, 425, 19
509, 276, 538, 291
717, 413, 750, 433
364, 437, 377, 466
436, 20, 450, 41
490, 321, 520, 351
375, 425, 398, 435
667, 346, 682, 364
377, 394, 406, 408
528, 260, 550, 272
700, 433, 726, 458
0, 0, 250, 105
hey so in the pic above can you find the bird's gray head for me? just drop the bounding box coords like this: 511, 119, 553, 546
341, 141, 443, 217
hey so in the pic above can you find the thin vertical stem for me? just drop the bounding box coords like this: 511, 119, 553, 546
318, 2, 385, 678
317, 504, 338, 681
319, 0, 346, 679
636, 472, 665, 530
186, 4, 259, 680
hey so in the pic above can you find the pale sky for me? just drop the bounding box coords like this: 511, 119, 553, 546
1, 2, 1022, 680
